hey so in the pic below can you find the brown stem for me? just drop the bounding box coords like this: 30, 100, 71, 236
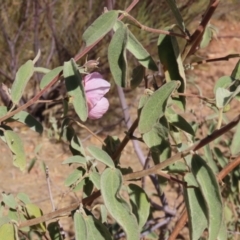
124, 113, 240, 181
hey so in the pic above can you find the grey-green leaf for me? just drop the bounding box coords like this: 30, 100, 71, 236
130, 65, 145, 89
230, 121, 240, 156
64, 59, 88, 122
40, 66, 63, 90
89, 171, 101, 190
4, 130, 26, 171
2, 193, 17, 209
0, 223, 16, 240
138, 81, 178, 134
143, 121, 171, 164
11, 60, 34, 104
85, 215, 112, 240
158, 32, 186, 109
166, 0, 185, 32
62, 156, 87, 167
214, 76, 232, 94
74, 211, 88, 240
87, 145, 114, 168
114, 21, 158, 71
215, 88, 232, 108
191, 155, 223, 240
64, 168, 83, 187
128, 184, 150, 230
184, 173, 207, 240
83, 10, 119, 47
166, 108, 194, 135
101, 168, 140, 240
108, 23, 128, 87
12, 111, 43, 134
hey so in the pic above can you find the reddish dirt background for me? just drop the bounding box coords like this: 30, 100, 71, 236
1, 18, 240, 239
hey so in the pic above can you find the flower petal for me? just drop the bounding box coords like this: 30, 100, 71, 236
88, 97, 109, 119
84, 72, 104, 83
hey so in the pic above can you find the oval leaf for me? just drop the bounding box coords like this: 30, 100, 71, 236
166, 0, 185, 32
74, 211, 87, 240
64, 168, 84, 187
2, 193, 17, 209
40, 66, 63, 90
128, 184, 150, 230
108, 23, 128, 87
138, 81, 178, 134
158, 31, 186, 109
83, 10, 118, 47
191, 155, 223, 240
114, 21, 158, 71
101, 168, 139, 240
24, 203, 46, 232
87, 145, 114, 168
4, 130, 26, 171
11, 60, 34, 104
62, 155, 87, 167
184, 173, 208, 240
230, 121, 240, 156
89, 171, 101, 190
64, 59, 88, 122
85, 215, 112, 240
12, 111, 43, 134
0, 223, 16, 240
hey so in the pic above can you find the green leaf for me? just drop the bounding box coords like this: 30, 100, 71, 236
203, 144, 218, 174
100, 205, 108, 223
85, 215, 112, 240
34, 67, 50, 74
213, 147, 227, 168
16, 193, 31, 204
214, 76, 232, 94
130, 65, 145, 89
74, 211, 87, 240
114, 21, 158, 71
47, 221, 63, 240
64, 168, 84, 187
138, 81, 178, 134
128, 184, 150, 230
89, 171, 101, 190
166, 108, 194, 135
0, 106, 7, 118
2, 193, 17, 209
158, 31, 186, 109
0, 107, 43, 133
191, 155, 223, 240
200, 25, 213, 48
40, 66, 63, 90
230, 121, 240, 156
12, 111, 43, 134
215, 88, 232, 108
184, 173, 207, 240
142, 121, 171, 164
24, 203, 46, 232
0, 223, 16, 240
108, 23, 128, 87
83, 10, 118, 46
87, 145, 114, 168
4, 130, 26, 171
8, 209, 29, 232
231, 59, 240, 80
62, 155, 87, 167
11, 60, 34, 104
166, 0, 185, 32
64, 59, 88, 122
71, 134, 86, 156
101, 168, 139, 240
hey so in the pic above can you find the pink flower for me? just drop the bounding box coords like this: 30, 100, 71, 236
83, 72, 110, 119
